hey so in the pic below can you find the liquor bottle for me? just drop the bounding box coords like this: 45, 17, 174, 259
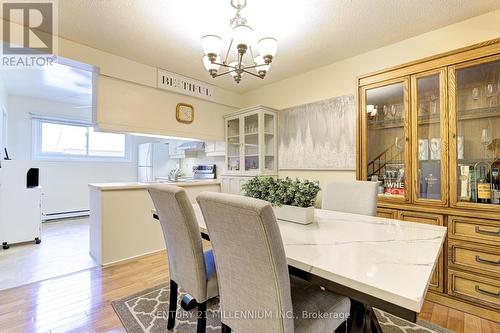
492, 167, 500, 204
477, 165, 491, 204
469, 169, 477, 203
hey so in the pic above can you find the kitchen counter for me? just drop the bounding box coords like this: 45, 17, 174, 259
88, 180, 220, 266
89, 180, 221, 191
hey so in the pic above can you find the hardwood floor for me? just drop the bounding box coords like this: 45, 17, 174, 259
0, 250, 498, 333
0, 218, 96, 291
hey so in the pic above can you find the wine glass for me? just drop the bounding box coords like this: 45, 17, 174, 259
481, 128, 492, 158
390, 104, 397, 119
486, 83, 494, 108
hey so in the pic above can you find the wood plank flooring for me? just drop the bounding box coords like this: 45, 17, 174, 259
0, 250, 498, 332
0, 218, 97, 291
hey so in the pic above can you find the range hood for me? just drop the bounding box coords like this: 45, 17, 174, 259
177, 141, 205, 151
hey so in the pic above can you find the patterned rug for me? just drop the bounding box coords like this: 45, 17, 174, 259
112, 284, 454, 333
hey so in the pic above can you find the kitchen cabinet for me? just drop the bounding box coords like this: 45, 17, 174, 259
357, 38, 500, 322
205, 141, 226, 157
224, 105, 278, 176
168, 140, 185, 159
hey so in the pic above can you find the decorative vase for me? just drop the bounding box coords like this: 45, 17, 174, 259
273, 205, 315, 225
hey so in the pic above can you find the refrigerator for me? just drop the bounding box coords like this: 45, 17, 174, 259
138, 143, 170, 182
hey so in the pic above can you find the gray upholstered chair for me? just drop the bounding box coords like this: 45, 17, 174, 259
148, 185, 218, 333
321, 181, 378, 216
197, 192, 350, 333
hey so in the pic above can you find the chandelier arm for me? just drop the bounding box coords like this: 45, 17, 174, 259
244, 63, 268, 70
212, 61, 236, 69
242, 69, 264, 79
212, 71, 234, 78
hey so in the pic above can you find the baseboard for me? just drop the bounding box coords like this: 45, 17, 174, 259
101, 249, 167, 267
42, 210, 89, 221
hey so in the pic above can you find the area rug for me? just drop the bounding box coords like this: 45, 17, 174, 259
112, 284, 453, 333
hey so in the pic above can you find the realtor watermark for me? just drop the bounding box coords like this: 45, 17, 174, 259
1, 0, 58, 68
155, 309, 350, 321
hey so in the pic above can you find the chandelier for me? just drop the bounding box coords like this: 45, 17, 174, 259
201, 0, 278, 84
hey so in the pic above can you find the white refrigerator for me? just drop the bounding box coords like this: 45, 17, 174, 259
138, 143, 170, 182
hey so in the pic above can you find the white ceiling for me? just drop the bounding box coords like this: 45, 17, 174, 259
1, 63, 93, 106
10, 1, 500, 93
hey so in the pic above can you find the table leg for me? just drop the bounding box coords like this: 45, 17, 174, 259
348, 301, 382, 333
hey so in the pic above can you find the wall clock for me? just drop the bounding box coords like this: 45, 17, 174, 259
176, 103, 194, 123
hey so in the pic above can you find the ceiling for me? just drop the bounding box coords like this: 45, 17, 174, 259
1, 63, 93, 106
10, 1, 500, 93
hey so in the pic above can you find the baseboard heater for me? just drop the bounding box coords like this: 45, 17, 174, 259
42, 210, 90, 221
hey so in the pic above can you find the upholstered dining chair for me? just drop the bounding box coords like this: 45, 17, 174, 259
197, 192, 351, 333
321, 181, 378, 216
148, 185, 218, 333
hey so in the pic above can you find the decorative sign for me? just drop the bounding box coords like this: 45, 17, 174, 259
157, 69, 214, 101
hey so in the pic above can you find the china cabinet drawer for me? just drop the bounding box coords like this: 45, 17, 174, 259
449, 216, 500, 246
397, 211, 443, 226
376, 208, 396, 219
398, 211, 444, 292
448, 241, 500, 276
448, 270, 500, 309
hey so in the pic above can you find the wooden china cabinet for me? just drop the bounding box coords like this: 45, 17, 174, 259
357, 38, 500, 322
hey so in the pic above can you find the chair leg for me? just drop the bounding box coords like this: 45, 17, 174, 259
167, 280, 178, 330
197, 301, 207, 333
221, 322, 231, 333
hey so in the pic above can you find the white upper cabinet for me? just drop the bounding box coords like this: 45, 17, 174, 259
223, 106, 278, 176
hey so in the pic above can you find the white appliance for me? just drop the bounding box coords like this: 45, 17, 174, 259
0, 160, 42, 249
138, 142, 170, 182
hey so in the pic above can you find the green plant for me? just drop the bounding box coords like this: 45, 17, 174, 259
241, 176, 320, 208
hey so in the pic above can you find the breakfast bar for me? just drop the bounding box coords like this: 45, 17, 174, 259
88, 181, 220, 266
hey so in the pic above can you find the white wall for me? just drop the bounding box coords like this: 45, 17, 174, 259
7, 95, 146, 215
241, 10, 500, 191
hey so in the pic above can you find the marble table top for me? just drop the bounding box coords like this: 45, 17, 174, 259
152, 205, 446, 313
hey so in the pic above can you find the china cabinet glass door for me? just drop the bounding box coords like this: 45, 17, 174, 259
450, 55, 500, 209
411, 69, 448, 206
263, 112, 276, 172
243, 112, 259, 173
363, 79, 410, 202
226, 117, 241, 172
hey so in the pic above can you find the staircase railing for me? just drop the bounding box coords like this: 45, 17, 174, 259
367, 143, 403, 178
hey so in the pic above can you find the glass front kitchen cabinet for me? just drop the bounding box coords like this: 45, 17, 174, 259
411, 69, 448, 206
224, 106, 278, 176
449, 55, 500, 210
361, 78, 411, 203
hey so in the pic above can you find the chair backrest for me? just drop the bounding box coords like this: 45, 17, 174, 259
321, 181, 378, 216
197, 192, 293, 333
148, 184, 208, 302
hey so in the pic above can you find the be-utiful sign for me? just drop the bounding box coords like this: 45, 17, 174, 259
157, 69, 214, 101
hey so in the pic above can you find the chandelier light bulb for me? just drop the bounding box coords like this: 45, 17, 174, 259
201, 35, 223, 59
203, 55, 221, 76
254, 55, 270, 76
257, 37, 278, 63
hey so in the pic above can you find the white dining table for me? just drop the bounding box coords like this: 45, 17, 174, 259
153, 205, 446, 333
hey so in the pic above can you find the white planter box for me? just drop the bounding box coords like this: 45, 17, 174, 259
273, 205, 315, 225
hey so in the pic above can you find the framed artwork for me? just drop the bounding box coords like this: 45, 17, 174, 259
279, 95, 356, 170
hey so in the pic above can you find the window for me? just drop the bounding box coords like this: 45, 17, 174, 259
33, 117, 130, 161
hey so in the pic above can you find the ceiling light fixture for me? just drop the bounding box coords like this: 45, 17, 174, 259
201, 0, 277, 84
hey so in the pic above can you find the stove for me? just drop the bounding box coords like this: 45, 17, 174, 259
192, 165, 216, 180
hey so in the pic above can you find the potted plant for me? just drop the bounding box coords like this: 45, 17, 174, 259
242, 176, 321, 224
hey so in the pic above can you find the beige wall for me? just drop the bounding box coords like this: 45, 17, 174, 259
241, 10, 500, 188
